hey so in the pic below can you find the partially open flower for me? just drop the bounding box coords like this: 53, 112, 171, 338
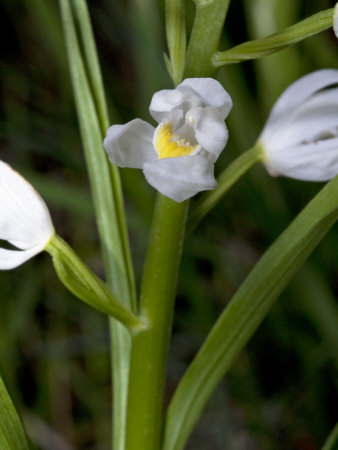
0, 161, 54, 269
334, 3, 338, 38
259, 69, 338, 181
104, 78, 232, 202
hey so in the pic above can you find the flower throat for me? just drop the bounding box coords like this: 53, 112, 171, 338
155, 123, 198, 159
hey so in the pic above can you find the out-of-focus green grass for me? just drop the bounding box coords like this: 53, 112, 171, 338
0, 0, 337, 448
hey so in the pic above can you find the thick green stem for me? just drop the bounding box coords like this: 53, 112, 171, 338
184, 0, 231, 77
125, 195, 188, 450
188, 144, 263, 234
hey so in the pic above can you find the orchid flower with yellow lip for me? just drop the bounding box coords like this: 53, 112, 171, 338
259, 69, 338, 181
103, 78, 232, 202
0, 161, 54, 269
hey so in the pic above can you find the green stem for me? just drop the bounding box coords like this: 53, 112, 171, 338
188, 144, 263, 234
184, 0, 231, 77
125, 195, 188, 450
213, 8, 334, 67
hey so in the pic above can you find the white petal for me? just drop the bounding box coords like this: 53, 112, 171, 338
150, 87, 201, 123
193, 107, 229, 161
334, 3, 338, 38
178, 78, 233, 119
261, 69, 338, 142
263, 137, 338, 181
103, 119, 156, 168
149, 78, 232, 123
264, 88, 338, 151
0, 246, 44, 270
143, 153, 216, 202
0, 161, 54, 249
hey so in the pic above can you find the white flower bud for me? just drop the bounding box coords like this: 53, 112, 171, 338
259, 70, 338, 181
0, 161, 54, 269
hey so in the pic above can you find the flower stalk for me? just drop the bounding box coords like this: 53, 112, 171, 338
125, 195, 188, 450
184, 0, 232, 77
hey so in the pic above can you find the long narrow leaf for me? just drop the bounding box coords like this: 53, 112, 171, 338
214, 9, 333, 67
71, 0, 136, 307
59, 2, 135, 448
0, 375, 31, 450
322, 422, 338, 450
164, 175, 338, 450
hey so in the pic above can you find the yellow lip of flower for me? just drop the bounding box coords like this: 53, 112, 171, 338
154, 122, 198, 159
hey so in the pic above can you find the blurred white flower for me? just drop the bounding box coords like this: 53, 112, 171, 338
259, 69, 338, 181
0, 161, 54, 269
334, 3, 338, 38
104, 78, 232, 202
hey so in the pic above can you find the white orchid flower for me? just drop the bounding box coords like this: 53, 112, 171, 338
334, 3, 338, 38
103, 78, 232, 202
259, 69, 338, 181
0, 161, 54, 270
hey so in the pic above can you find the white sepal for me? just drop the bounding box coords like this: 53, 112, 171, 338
0, 161, 54, 270
104, 119, 155, 168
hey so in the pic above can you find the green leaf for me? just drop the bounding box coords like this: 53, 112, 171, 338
71, 0, 109, 133
0, 375, 31, 450
46, 235, 143, 330
214, 8, 334, 67
58, 2, 136, 448
70, 0, 137, 306
59, 0, 135, 307
165, 0, 186, 85
164, 175, 338, 450
322, 422, 338, 450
